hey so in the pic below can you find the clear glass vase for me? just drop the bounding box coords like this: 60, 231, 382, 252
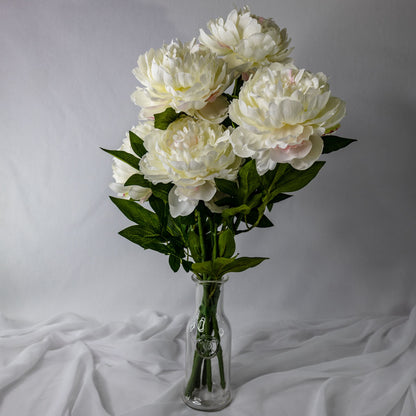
182, 275, 232, 411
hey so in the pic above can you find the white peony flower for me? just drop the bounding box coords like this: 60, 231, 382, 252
109, 122, 153, 201
131, 39, 232, 119
199, 6, 292, 75
139, 117, 241, 217
229, 64, 346, 174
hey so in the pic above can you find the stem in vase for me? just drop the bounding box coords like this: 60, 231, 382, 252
212, 314, 226, 389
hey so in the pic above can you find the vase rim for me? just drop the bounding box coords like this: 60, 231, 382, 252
191, 274, 229, 284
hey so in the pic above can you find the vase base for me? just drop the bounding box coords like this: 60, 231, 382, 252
182, 387, 232, 412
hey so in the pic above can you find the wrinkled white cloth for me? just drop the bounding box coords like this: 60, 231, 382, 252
1, 307, 416, 416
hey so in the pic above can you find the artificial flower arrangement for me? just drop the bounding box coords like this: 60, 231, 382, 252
103, 6, 355, 410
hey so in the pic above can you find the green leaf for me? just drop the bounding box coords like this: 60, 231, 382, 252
219, 256, 268, 275
238, 159, 261, 202
222, 204, 251, 218
154, 107, 180, 130
166, 216, 185, 238
182, 260, 193, 273
148, 195, 167, 228
168, 254, 181, 272
110, 196, 160, 232
192, 258, 232, 277
119, 226, 171, 255
218, 229, 235, 258
167, 237, 185, 257
260, 163, 288, 189
276, 162, 325, 193
267, 193, 292, 211
214, 196, 236, 207
246, 212, 274, 228
261, 169, 277, 188
269, 193, 292, 204
214, 178, 238, 196
151, 183, 173, 202
174, 212, 196, 227
248, 193, 263, 209
257, 215, 274, 228
101, 148, 140, 170
188, 230, 202, 262
192, 256, 268, 278
129, 131, 147, 158
124, 174, 151, 188
221, 193, 262, 218
191, 260, 215, 276
322, 135, 356, 154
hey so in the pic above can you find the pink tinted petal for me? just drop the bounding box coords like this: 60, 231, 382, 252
290, 135, 323, 170
271, 139, 312, 163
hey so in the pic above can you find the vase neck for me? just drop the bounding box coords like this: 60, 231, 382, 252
193, 277, 227, 315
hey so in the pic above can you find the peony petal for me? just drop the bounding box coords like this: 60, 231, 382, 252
310, 97, 346, 128
131, 39, 232, 119
290, 134, 324, 170
276, 99, 303, 124
195, 95, 229, 123
199, 7, 292, 73
128, 186, 152, 202
109, 183, 152, 201
255, 151, 279, 175
176, 182, 217, 202
270, 139, 313, 163
225, 64, 345, 174
168, 187, 198, 217
229, 128, 257, 158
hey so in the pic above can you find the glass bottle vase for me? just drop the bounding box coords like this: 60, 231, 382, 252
182, 275, 232, 411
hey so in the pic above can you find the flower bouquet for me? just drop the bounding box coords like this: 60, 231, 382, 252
103, 6, 355, 411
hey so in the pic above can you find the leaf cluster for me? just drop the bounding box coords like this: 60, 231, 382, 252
102, 131, 193, 273
214, 160, 319, 235
102, 110, 356, 279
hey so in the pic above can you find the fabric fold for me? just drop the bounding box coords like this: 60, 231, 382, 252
0, 307, 415, 416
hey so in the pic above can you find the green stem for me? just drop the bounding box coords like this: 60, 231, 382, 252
210, 218, 218, 261
244, 164, 289, 231
184, 351, 203, 396
185, 268, 226, 397
269, 163, 288, 190
201, 358, 207, 386
205, 359, 212, 391
201, 283, 212, 388
212, 306, 226, 389
196, 210, 207, 279
233, 214, 243, 233
185, 283, 212, 397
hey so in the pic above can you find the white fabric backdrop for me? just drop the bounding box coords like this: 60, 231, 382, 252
1, 0, 416, 324
1, 307, 416, 415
